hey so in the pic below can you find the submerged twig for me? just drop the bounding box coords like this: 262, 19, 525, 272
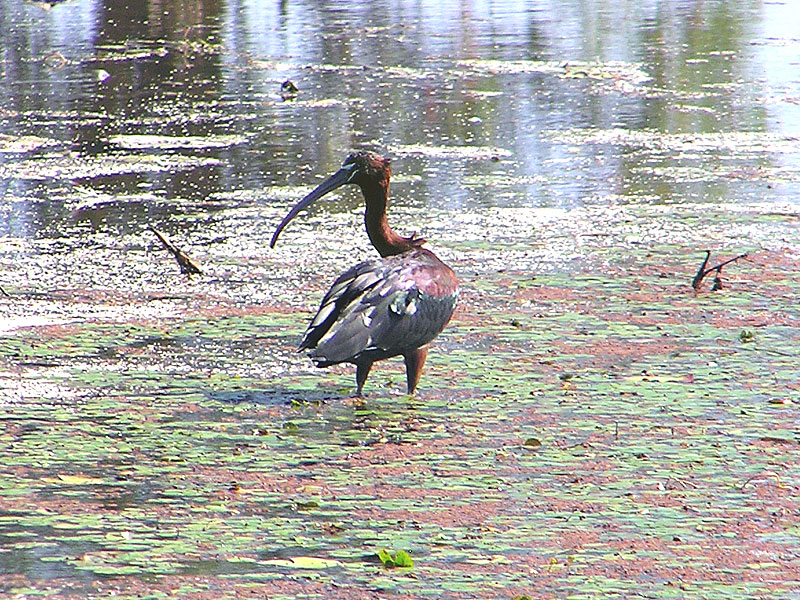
711, 271, 724, 291
737, 469, 786, 491
666, 477, 699, 490
691, 251, 748, 291
149, 226, 202, 276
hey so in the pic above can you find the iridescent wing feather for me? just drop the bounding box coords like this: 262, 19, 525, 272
300, 250, 457, 366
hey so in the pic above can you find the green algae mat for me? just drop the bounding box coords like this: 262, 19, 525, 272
2, 200, 799, 599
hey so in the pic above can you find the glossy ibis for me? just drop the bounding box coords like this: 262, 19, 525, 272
270, 151, 458, 396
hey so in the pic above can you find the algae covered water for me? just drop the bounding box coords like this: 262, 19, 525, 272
2, 1, 800, 598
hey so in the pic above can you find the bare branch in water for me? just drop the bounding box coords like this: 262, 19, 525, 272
149, 226, 202, 276
692, 251, 748, 291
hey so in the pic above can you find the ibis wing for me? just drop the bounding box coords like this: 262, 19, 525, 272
362, 284, 457, 356
300, 253, 457, 366
299, 257, 388, 351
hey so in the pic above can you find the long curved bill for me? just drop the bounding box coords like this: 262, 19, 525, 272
270, 166, 354, 248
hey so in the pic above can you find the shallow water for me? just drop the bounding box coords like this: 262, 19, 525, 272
2, 1, 800, 597
1, 0, 799, 239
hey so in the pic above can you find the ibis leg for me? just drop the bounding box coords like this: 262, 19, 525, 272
355, 361, 373, 396
403, 346, 429, 394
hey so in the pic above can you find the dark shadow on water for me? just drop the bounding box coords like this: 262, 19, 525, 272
204, 387, 340, 406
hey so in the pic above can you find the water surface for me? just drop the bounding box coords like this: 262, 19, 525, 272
2, 1, 800, 597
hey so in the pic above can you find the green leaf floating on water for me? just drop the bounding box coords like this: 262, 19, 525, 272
378, 549, 414, 568
261, 556, 342, 569
294, 499, 320, 510
43, 474, 106, 485
523, 437, 542, 449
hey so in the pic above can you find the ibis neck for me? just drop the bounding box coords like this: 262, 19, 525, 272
362, 181, 414, 257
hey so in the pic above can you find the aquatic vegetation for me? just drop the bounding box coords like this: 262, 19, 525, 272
108, 134, 248, 150
1, 1, 800, 598
388, 143, 512, 160
0, 152, 221, 181
0, 135, 61, 154
459, 59, 652, 85
548, 128, 800, 156
2, 198, 799, 598
377, 549, 414, 568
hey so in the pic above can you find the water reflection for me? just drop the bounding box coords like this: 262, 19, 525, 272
0, 0, 797, 239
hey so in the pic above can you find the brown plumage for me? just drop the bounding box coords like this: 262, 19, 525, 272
271, 151, 458, 395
